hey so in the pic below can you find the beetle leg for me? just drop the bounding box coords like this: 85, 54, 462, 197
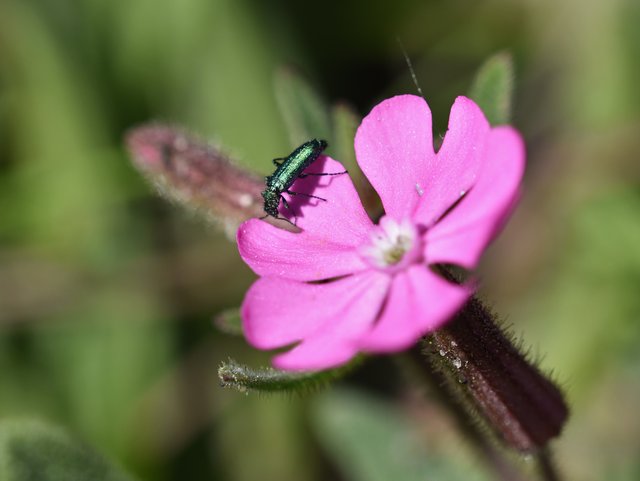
286, 190, 327, 202
298, 170, 347, 178
280, 195, 298, 225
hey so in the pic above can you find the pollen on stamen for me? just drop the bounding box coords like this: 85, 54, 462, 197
359, 216, 423, 272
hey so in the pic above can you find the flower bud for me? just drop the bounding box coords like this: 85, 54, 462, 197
424, 297, 569, 453
125, 124, 269, 236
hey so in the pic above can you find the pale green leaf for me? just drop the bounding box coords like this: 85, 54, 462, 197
274, 67, 332, 148
469, 52, 514, 125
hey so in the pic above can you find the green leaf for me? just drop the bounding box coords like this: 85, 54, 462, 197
526, 189, 640, 395
214, 389, 314, 481
274, 67, 332, 148
0, 419, 136, 481
331, 103, 381, 216
330, 103, 359, 172
218, 358, 357, 394
468, 52, 514, 125
30, 288, 173, 460
311, 389, 492, 481
213, 308, 244, 336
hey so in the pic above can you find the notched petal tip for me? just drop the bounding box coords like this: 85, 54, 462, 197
425, 124, 526, 269
413, 95, 492, 226
355, 94, 435, 219
450, 95, 487, 121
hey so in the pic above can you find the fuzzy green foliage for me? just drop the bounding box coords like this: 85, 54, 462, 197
330, 103, 360, 172
275, 67, 332, 149
213, 308, 244, 336
0, 420, 135, 481
469, 52, 514, 125
311, 389, 492, 481
218, 358, 358, 394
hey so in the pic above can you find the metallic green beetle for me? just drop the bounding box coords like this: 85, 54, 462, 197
261, 139, 346, 224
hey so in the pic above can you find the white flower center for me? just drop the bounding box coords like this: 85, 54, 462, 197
359, 216, 423, 272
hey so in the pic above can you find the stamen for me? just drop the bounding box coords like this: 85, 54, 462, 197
359, 217, 423, 272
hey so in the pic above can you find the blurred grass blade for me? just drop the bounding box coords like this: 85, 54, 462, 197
29, 288, 174, 461
275, 67, 332, 147
218, 358, 356, 394
311, 389, 492, 481
468, 52, 514, 125
0, 419, 136, 481
331, 102, 359, 171
213, 307, 244, 336
331, 103, 380, 215
528, 189, 640, 394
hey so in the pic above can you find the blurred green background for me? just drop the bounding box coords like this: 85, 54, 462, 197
1, 0, 639, 480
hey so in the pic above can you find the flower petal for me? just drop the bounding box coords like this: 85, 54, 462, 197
414, 96, 491, 227
279, 156, 374, 245
358, 265, 472, 352
272, 337, 359, 372
238, 155, 375, 281
238, 219, 369, 281
425, 126, 525, 269
241, 271, 390, 370
354, 95, 435, 218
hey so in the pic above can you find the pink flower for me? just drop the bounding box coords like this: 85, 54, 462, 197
237, 95, 525, 371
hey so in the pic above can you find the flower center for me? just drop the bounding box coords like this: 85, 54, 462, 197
359, 216, 423, 272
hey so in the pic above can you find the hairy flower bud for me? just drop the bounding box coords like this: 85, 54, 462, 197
423, 297, 569, 453
126, 124, 271, 236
